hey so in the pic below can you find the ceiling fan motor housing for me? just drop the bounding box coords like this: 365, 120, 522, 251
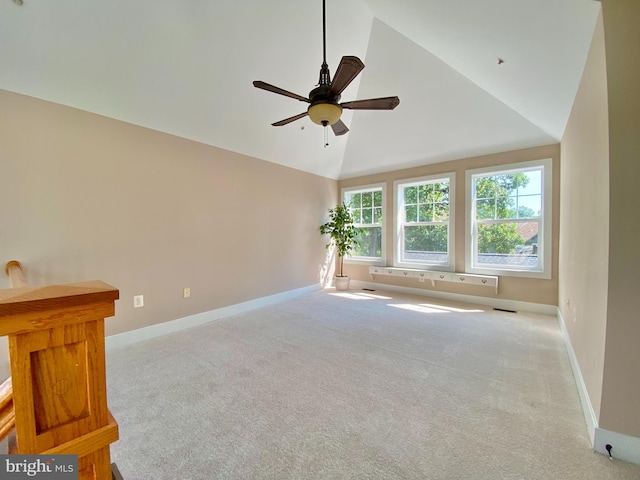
307, 85, 342, 126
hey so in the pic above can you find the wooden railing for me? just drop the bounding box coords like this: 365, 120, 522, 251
0, 261, 120, 480
0, 377, 14, 441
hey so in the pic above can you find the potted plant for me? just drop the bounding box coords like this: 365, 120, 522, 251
320, 204, 362, 291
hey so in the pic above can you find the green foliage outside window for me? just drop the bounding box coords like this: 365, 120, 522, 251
402, 181, 449, 256
352, 228, 382, 257
477, 224, 524, 254
474, 172, 536, 254
346, 189, 383, 258
404, 225, 448, 252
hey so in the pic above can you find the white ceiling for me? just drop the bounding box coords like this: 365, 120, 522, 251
0, 0, 601, 179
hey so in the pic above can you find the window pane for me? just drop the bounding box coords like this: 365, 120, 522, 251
517, 194, 541, 218
518, 170, 542, 195
443, 183, 450, 202
404, 186, 417, 204
434, 183, 449, 202
434, 202, 449, 221
362, 207, 373, 224
374, 207, 382, 223
476, 199, 494, 220
470, 161, 548, 274
476, 222, 539, 267
353, 226, 382, 257
495, 174, 518, 194
418, 204, 433, 222
398, 177, 453, 267
362, 192, 373, 208
418, 184, 432, 203
496, 196, 518, 220
405, 205, 417, 222
348, 192, 361, 209
475, 171, 542, 221
403, 225, 448, 263
344, 187, 384, 260
475, 176, 497, 199
496, 195, 517, 219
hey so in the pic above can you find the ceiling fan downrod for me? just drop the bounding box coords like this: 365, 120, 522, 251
318, 0, 331, 86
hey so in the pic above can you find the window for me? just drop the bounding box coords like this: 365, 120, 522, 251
343, 184, 385, 263
466, 159, 552, 278
395, 174, 455, 270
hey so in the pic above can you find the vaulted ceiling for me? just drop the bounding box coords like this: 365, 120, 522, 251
0, 0, 600, 179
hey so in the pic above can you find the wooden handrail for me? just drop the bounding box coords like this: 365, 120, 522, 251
0, 377, 14, 442
4, 261, 27, 289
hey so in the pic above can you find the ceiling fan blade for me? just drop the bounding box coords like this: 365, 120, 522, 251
272, 112, 309, 127
331, 119, 349, 136
329, 56, 365, 96
253, 81, 310, 103
341, 96, 400, 110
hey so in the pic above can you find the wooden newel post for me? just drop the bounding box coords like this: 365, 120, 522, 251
0, 265, 120, 480
4, 261, 27, 289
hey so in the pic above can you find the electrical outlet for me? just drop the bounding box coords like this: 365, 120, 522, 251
133, 295, 144, 308
183, 287, 190, 298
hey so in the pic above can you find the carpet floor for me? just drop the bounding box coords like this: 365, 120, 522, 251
106, 289, 640, 479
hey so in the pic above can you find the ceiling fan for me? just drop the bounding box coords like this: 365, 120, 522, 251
253, 0, 400, 137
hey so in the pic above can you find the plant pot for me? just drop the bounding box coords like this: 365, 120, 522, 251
335, 275, 350, 291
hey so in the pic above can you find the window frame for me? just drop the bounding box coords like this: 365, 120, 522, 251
465, 158, 552, 279
394, 173, 456, 271
342, 183, 386, 265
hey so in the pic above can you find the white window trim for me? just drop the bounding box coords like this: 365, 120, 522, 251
342, 183, 386, 266
394, 173, 456, 271
465, 158, 552, 279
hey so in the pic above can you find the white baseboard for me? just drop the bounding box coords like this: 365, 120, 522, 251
106, 283, 321, 351
594, 428, 640, 465
350, 280, 557, 315
556, 308, 598, 445
556, 308, 640, 466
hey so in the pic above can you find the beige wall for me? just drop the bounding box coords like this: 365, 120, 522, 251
599, 0, 640, 437
561, 0, 640, 439
0, 90, 336, 340
559, 11, 609, 427
339, 144, 560, 306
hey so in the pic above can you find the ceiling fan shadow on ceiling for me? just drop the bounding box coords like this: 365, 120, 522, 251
253, 0, 400, 142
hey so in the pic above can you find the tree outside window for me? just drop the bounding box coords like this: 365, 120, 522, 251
470, 164, 546, 273
396, 174, 455, 269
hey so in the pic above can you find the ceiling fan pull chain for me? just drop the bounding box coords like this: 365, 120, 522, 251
324, 125, 329, 148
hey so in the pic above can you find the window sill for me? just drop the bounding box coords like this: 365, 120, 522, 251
466, 266, 551, 280
345, 257, 385, 266
394, 262, 454, 272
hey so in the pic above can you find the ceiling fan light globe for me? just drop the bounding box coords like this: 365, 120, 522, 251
308, 103, 342, 126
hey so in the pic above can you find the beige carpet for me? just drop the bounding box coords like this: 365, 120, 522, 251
106, 289, 640, 479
